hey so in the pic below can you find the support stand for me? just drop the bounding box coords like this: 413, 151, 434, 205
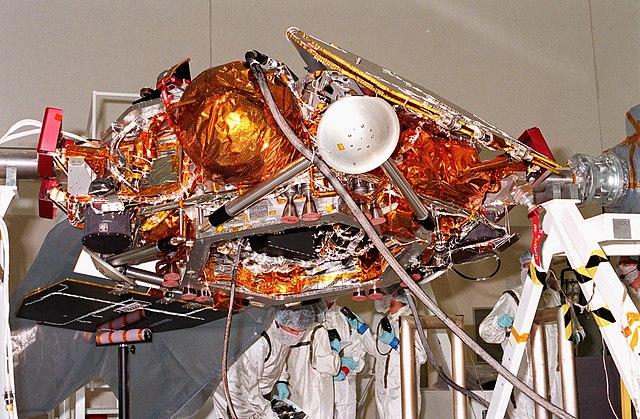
487, 199, 640, 418
0, 180, 18, 418
400, 316, 418, 419
118, 344, 134, 419
530, 323, 549, 419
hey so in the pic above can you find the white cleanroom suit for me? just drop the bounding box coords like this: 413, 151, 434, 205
323, 303, 367, 418
211, 322, 289, 418
211, 305, 315, 418
287, 322, 341, 418
361, 303, 427, 419
624, 282, 640, 309
479, 281, 562, 418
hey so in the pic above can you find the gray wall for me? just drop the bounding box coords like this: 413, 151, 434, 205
1, 0, 638, 388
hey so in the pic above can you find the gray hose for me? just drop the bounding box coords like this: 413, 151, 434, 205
247, 54, 574, 419
404, 288, 490, 408
221, 239, 245, 419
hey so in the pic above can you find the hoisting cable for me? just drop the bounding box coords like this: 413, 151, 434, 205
221, 238, 246, 419
246, 50, 574, 419
404, 288, 489, 408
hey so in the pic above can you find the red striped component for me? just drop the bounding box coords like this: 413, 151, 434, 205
95, 328, 151, 345
96, 309, 147, 332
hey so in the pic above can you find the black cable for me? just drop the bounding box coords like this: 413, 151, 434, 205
451, 256, 502, 281
404, 288, 490, 408
221, 238, 245, 419
246, 54, 573, 419
375, 319, 392, 356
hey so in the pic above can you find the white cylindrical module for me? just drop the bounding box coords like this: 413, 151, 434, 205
97, 310, 147, 332
96, 328, 152, 345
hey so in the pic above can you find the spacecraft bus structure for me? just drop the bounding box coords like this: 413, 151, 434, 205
10, 27, 640, 418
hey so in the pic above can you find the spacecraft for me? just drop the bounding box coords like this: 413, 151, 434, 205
12, 28, 565, 319
9, 26, 640, 418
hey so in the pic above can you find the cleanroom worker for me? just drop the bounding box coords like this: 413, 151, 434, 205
479, 250, 563, 418
211, 304, 315, 418
323, 298, 367, 418
287, 301, 351, 418
348, 285, 427, 419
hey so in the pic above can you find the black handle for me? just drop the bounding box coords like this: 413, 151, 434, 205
419, 213, 436, 231
340, 306, 357, 321
157, 236, 179, 253
327, 328, 341, 342
208, 206, 233, 227
380, 317, 392, 333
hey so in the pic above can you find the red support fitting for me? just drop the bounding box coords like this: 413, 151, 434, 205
37, 107, 63, 178
517, 127, 555, 161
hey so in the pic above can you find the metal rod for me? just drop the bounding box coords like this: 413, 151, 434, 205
107, 243, 164, 266
121, 266, 164, 286
555, 307, 579, 418
380, 160, 432, 225
228, 157, 308, 215
106, 236, 180, 267
0, 148, 38, 179
400, 316, 418, 419
221, 238, 245, 419
118, 344, 130, 419
418, 314, 463, 330
208, 157, 309, 226
450, 329, 467, 419
248, 56, 573, 419
531, 323, 550, 419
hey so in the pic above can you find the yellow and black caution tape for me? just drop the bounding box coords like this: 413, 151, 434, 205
562, 304, 574, 341
528, 263, 545, 286
574, 250, 608, 282
592, 306, 616, 328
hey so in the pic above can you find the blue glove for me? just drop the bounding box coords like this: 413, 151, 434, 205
344, 312, 369, 335
497, 314, 514, 328
273, 381, 289, 400
330, 338, 341, 352
342, 356, 358, 371
379, 328, 400, 350
333, 370, 347, 381
334, 356, 358, 381
572, 327, 586, 345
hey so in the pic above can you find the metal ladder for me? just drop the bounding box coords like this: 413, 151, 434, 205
487, 199, 640, 418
